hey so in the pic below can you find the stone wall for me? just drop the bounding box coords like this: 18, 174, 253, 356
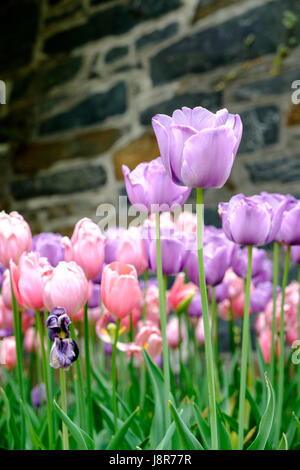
0, 0, 300, 235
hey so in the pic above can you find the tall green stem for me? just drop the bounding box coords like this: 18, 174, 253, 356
69, 322, 86, 431
270, 242, 279, 384
59, 369, 69, 450
112, 317, 121, 433
155, 212, 171, 429
196, 188, 218, 450
275, 245, 291, 442
211, 287, 218, 365
10, 276, 26, 449
35, 310, 54, 449
84, 302, 93, 436
237, 245, 253, 450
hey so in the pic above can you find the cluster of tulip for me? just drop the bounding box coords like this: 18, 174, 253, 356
1, 105, 300, 451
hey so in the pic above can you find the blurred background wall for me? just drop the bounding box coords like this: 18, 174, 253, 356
0, 0, 299, 235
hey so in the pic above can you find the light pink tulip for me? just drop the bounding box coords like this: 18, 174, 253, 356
0, 211, 32, 267
62, 218, 106, 280
0, 336, 16, 369
2, 270, 12, 309
223, 268, 244, 300
258, 330, 279, 364
176, 212, 197, 234
23, 326, 43, 354
101, 262, 141, 319
120, 291, 143, 330
127, 321, 162, 361
43, 261, 89, 317
116, 228, 148, 276
145, 284, 170, 325
196, 317, 211, 345
169, 273, 197, 312
10, 252, 53, 310
0, 296, 13, 331
166, 317, 184, 349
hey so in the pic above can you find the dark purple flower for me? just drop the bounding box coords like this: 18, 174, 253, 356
32, 232, 65, 267
219, 194, 288, 246
104, 228, 126, 264
49, 337, 79, 370
122, 157, 191, 213
250, 282, 275, 313
46, 307, 70, 341
232, 247, 268, 280
88, 283, 101, 309
31, 383, 46, 408
152, 107, 242, 188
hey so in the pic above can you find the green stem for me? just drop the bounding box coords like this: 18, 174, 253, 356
196, 188, 218, 450
84, 302, 93, 436
35, 310, 54, 450
10, 275, 26, 449
59, 369, 69, 450
155, 212, 171, 429
112, 318, 121, 433
142, 270, 149, 322
211, 287, 219, 365
228, 305, 236, 355
270, 241, 279, 384
237, 245, 253, 450
275, 245, 291, 442
69, 322, 86, 432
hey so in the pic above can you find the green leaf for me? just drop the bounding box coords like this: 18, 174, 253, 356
107, 407, 140, 450
248, 373, 275, 450
216, 404, 233, 450
96, 402, 139, 449
0, 387, 14, 449
156, 422, 176, 450
245, 387, 262, 426
277, 433, 288, 450
193, 402, 210, 449
20, 401, 46, 450
169, 401, 203, 450
255, 339, 268, 411
143, 349, 167, 448
53, 399, 94, 450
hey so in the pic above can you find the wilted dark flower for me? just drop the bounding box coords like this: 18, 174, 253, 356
49, 337, 79, 370
46, 307, 71, 341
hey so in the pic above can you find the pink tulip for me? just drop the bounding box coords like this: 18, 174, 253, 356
23, 326, 43, 354
169, 273, 197, 312
127, 321, 162, 361
120, 291, 143, 330
145, 284, 170, 325
258, 330, 279, 364
143, 212, 175, 231
223, 268, 244, 300
62, 218, 106, 280
166, 317, 184, 349
101, 262, 141, 319
2, 270, 12, 309
116, 228, 148, 276
10, 252, 53, 310
196, 317, 206, 345
0, 211, 32, 267
0, 336, 16, 369
43, 261, 89, 317
175, 212, 197, 234
0, 296, 13, 331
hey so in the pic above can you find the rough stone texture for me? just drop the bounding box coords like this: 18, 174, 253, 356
150, 0, 300, 85
246, 156, 300, 183
11, 164, 107, 199
287, 104, 300, 126
44, 0, 181, 54
238, 106, 280, 154
140, 91, 222, 125
39, 82, 127, 135
13, 128, 121, 174
114, 133, 159, 180
0, 0, 40, 74
136, 23, 179, 50
105, 46, 129, 64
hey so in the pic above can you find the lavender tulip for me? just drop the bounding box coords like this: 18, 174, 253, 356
290, 246, 300, 264
88, 283, 101, 309
252, 258, 273, 286
122, 157, 191, 213
250, 281, 275, 313
32, 232, 65, 267
233, 247, 268, 280
0, 264, 6, 288
188, 291, 203, 318
277, 199, 300, 245
219, 194, 287, 246
31, 383, 46, 408
104, 227, 126, 264
152, 107, 242, 188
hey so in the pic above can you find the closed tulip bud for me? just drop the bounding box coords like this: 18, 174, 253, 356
62, 218, 106, 279
116, 228, 148, 276
101, 262, 141, 319
258, 330, 279, 364
169, 273, 197, 313
10, 252, 53, 311
0, 336, 16, 369
0, 211, 32, 267
43, 261, 89, 317
152, 107, 242, 188
166, 317, 184, 349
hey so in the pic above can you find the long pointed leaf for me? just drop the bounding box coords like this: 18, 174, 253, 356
169, 401, 203, 450
107, 407, 140, 450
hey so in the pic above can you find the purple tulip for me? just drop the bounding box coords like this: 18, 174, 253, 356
88, 283, 101, 309
152, 107, 242, 188
0, 263, 6, 288
32, 232, 65, 267
31, 383, 46, 408
104, 227, 126, 264
92, 263, 106, 284
104, 342, 112, 356
219, 194, 287, 246
260, 192, 296, 244
250, 282, 274, 313
290, 246, 300, 264
209, 282, 229, 304
277, 199, 300, 245
143, 227, 187, 275
252, 258, 273, 286
233, 247, 268, 280
188, 291, 203, 318
122, 157, 191, 212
